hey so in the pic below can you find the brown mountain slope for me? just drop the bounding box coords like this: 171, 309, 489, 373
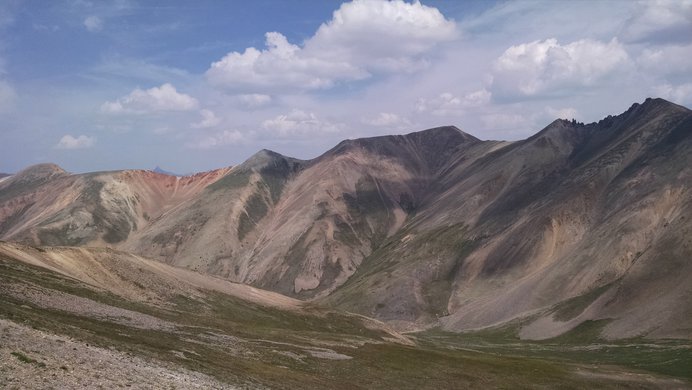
0, 241, 300, 309
0, 166, 231, 246
0, 126, 481, 300
123, 126, 481, 299
323, 98, 692, 339
1, 98, 691, 341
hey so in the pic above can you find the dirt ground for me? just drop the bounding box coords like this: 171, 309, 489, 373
0, 318, 239, 389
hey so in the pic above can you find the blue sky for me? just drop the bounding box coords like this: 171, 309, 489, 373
1, 0, 691, 174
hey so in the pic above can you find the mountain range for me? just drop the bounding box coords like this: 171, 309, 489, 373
1, 97, 691, 342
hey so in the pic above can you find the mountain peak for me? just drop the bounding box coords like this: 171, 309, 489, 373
404, 125, 480, 144
318, 125, 480, 175
14, 163, 67, 181
235, 149, 304, 173
621, 97, 689, 119
152, 166, 183, 176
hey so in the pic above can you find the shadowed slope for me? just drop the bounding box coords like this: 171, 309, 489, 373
324, 98, 692, 339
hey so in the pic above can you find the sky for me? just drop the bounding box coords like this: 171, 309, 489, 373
0, 0, 691, 174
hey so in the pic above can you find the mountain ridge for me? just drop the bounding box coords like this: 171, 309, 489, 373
1, 97, 691, 340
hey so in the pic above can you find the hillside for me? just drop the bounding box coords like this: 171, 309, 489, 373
1, 98, 691, 342
2, 241, 687, 388
324, 98, 692, 339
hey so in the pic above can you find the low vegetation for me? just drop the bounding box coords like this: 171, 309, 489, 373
1, 252, 689, 389
10, 351, 45, 368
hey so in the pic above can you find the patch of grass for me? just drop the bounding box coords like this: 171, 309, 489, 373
326, 223, 475, 319
207, 171, 250, 192
11, 351, 37, 364
237, 191, 268, 241
0, 203, 35, 237
2, 250, 690, 388
551, 283, 614, 321
542, 319, 610, 344
260, 160, 294, 203
37, 223, 87, 247
10, 351, 46, 367
418, 322, 692, 382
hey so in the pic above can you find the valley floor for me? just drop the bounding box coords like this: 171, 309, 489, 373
1, 246, 690, 389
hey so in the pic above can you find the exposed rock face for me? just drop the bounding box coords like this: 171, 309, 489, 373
1, 98, 691, 339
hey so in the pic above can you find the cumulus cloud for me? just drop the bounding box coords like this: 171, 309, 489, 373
621, 0, 692, 44
481, 113, 530, 130
416, 93, 461, 116
637, 44, 692, 76
207, 32, 365, 91
55, 134, 95, 149
190, 130, 244, 149
101, 83, 198, 114
416, 89, 491, 116
491, 38, 630, 99
654, 83, 692, 105
191, 109, 220, 129
545, 106, 578, 120
363, 112, 411, 127
206, 0, 457, 92
84, 15, 103, 32
308, 0, 458, 71
238, 93, 272, 108
262, 109, 342, 137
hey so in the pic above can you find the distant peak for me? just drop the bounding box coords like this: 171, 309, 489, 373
248, 149, 286, 163
152, 166, 182, 177
13, 163, 68, 182
404, 125, 480, 143
236, 149, 303, 173
327, 125, 479, 156
15, 163, 67, 179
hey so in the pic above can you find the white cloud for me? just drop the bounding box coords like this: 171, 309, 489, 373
461, 88, 492, 107
637, 44, 692, 76
545, 106, 578, 120
101, 83, 198, 114
491, 38, 630, 98
416, 92, 461, 115
33, 23, 59, 32
91, 58, 190, 84
481, 113, 530, 131
0, 79, 16, 112
84, 15, 103, 32
364, 112, 411, 128
262, 109, 342, 137
238, 93, 272, 108
307, 0, 458, 72
621, 0, 692, 43
654, 83, 692, 105
206, 31, 366, 91
206, 0, 457, 92
55, 134, 95, 149
416, 89, 490, 116
190, 130, 244, 149
191, 109, 220, 129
